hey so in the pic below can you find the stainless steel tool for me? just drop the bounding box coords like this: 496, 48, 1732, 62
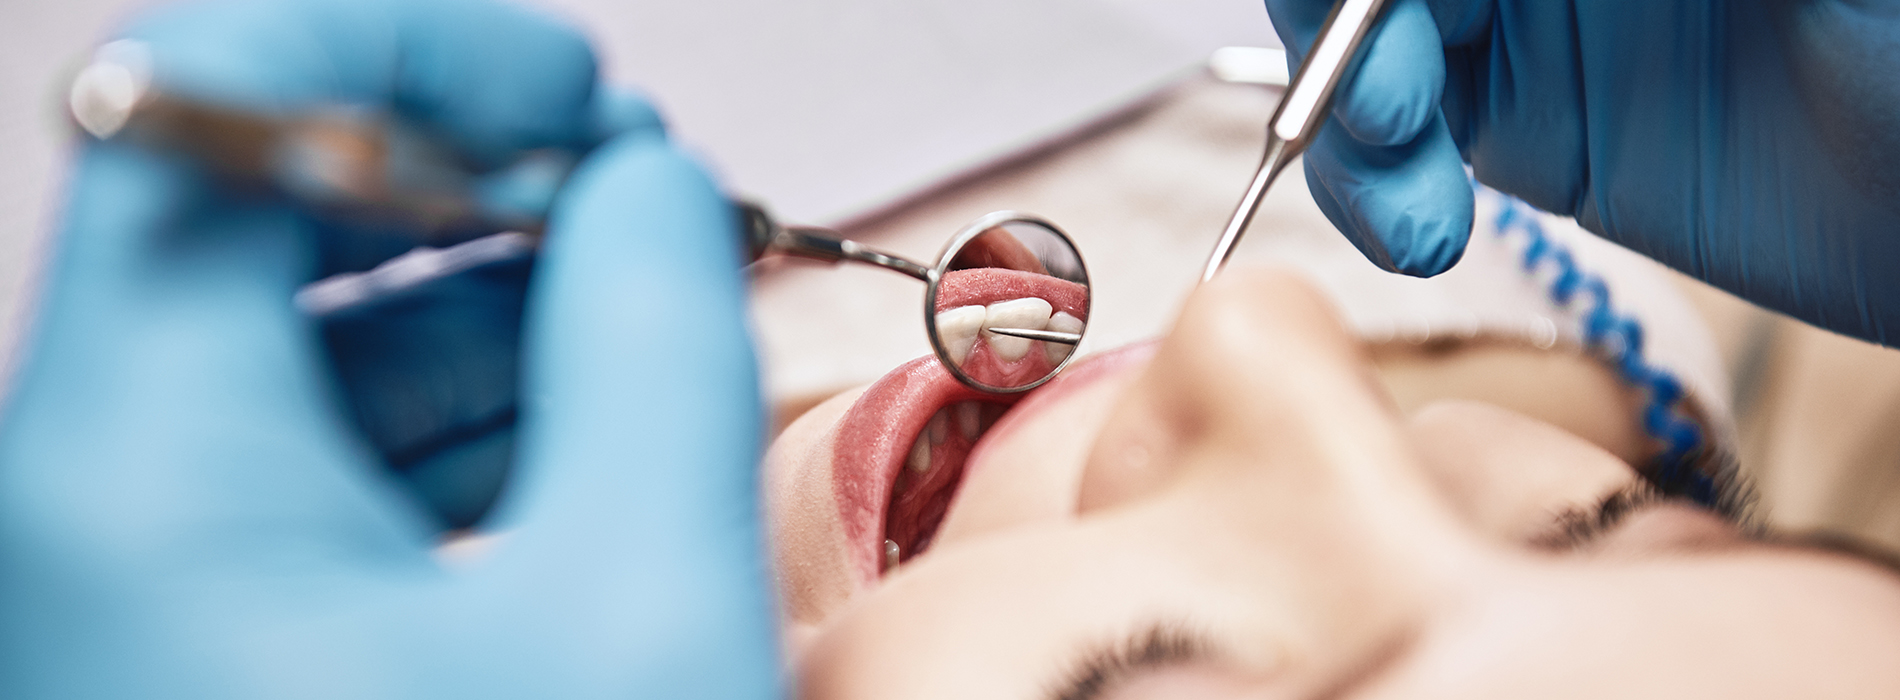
1202, 0, 1394, 282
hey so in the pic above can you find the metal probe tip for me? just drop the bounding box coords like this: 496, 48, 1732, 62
983, 327, 1083, 345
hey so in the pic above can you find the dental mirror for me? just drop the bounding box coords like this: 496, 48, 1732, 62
75, 44, 1098, 392
741, 205, 1090, 395
926, 213, 1089, 393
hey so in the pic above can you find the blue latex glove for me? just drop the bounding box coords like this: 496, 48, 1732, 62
0, 0, 778, 697
1267, 0, 1900, 344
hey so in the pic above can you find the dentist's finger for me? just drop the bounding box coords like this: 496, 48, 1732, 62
1303, 113, 1473, 276
1266, 0, 1443, 148
473, 132, 776, 696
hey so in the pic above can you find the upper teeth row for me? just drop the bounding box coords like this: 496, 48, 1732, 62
934, 297, 1082, 365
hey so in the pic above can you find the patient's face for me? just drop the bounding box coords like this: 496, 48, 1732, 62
766, 270, 1900, 698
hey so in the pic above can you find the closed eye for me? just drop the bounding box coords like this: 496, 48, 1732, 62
1048, 622, 1213, 700
1532, 482, 1664, 551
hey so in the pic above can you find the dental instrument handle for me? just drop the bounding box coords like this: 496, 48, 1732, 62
69, 41, 557, 241
1201, 0, 1392, 282
736, 201, 933, 281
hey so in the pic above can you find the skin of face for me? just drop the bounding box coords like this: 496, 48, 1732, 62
767, 268, 1900, 699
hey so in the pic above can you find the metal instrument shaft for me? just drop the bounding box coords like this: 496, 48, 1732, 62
1201, 0, 1392, 282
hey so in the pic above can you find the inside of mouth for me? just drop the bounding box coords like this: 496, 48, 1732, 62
883, 399, 1012, 568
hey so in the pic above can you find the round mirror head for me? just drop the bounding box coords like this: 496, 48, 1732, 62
925, 212, 1091, 394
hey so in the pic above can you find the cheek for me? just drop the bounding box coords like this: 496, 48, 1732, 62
936, 372, 1136, 546
1406, 400, 1635, 543
764, 388, 869, 631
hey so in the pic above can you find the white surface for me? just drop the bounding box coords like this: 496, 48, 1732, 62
0, 0, 1278, 366
533, 0, 1278, 223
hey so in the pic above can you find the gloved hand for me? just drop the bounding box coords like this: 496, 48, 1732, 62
1267, 0, 1900, 344
0, 0, 778, 697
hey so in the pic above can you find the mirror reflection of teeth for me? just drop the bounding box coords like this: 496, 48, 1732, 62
937, 297, 1078, 365
1044, 312, 1083, 364
983, 298, 1055, 362
936, 305, 987, 365
934, 298, 1071, 367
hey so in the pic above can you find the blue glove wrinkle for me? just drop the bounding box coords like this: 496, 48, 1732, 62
1784, 2, 1900, 213
1454, 0, 1591, 218
1305, 113, 1472, 276
1420, 0, 1494, 44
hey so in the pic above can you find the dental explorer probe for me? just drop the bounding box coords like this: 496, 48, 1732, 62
1201, 0, 1393, 282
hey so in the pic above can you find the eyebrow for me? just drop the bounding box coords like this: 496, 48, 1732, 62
1047, 622, 1211, 700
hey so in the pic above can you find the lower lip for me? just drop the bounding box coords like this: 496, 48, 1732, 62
829, 355, 999, 582
827, 342, 1158, 583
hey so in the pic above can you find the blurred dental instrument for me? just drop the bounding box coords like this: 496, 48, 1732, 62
68, 39, 571, 241
741, 205, 1091, 394
69, 41, 1090, 395
1201, 0, 1391, 282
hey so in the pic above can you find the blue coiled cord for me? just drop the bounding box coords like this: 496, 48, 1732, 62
1485, 188, 1721, 506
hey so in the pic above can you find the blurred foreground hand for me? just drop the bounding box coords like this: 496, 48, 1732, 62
0, 0, 778, 697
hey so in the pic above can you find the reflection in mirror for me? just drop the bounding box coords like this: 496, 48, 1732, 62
928, 215, 1091, 393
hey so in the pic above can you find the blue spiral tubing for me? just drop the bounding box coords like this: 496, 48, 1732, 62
1485, 189, 1721, 507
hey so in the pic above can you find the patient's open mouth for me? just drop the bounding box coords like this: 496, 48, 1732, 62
831, 271, 1090, 582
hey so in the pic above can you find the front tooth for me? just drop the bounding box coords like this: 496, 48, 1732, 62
954, 402, 983, 440
927, 410, 949, 445
1044, 311, 1083, 365
907, 432, 931, 473
983, 297, 1054, 362
935, 305, 986, 366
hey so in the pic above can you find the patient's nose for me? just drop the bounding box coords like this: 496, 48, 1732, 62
1078, 268, 1486, 592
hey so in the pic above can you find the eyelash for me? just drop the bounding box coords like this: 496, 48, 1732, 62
1534, 483, 1664, 551
1051, 623, 1209, 700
